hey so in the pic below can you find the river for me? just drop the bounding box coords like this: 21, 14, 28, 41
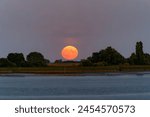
0, 73, 150, 100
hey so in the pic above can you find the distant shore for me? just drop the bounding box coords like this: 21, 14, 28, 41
0, 65, 150, 75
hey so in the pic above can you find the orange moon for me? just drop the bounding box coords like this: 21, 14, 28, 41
61, 46, 78, 60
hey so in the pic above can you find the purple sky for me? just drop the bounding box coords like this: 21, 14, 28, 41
0, 0, 150, 61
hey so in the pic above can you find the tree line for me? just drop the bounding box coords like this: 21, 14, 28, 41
0, 41, 149, 67
81, 41, 150, 66
0, 52, 49, 67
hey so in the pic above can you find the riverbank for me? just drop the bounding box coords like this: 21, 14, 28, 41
0, 65, 150, 74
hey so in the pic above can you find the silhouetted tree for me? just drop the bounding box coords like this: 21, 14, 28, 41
80, 59, 93, 66
144, 53, 150, 65
44, 59, 50, 65
128, 41, 147, 65
27, 52, 49, 67
98, 47, 125, 65
81, 46, 125, 66
0, 58, 16, 67
135, 41, 144, 65
7, 53, 26, 67
91, 52, 100, 63
128, 53, 137, 65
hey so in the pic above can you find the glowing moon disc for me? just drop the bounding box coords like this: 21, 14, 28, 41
61, 46, 78, 60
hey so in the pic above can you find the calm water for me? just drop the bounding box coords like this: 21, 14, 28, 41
0, 73, 150, 100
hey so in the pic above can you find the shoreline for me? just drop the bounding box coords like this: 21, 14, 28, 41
0, 66, 150, 76
0, 68, 150, 76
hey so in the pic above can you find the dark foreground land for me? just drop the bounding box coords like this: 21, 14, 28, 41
1, 64, 150, 74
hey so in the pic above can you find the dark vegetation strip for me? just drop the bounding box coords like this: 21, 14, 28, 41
0, 66, 150, 74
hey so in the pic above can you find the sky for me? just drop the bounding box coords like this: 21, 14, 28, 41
0, 0, 150, 61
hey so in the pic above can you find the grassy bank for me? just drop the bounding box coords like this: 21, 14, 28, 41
0, 65, 150, 74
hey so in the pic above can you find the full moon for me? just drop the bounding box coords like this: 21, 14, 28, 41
61, 46, 78, 60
